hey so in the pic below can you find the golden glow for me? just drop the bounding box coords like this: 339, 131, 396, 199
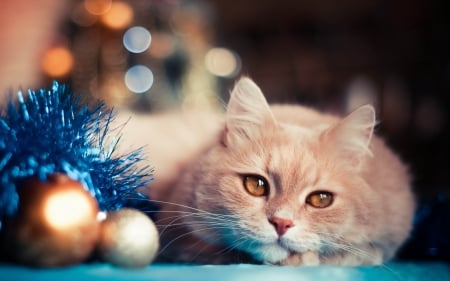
44, 190, 94, 230
41, 47, 74, 77
101, 1, 133, 30
84, 0, 112, 15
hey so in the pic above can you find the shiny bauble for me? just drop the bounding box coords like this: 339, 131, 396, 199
5, 174, 100, 267
97, 208, 159, 268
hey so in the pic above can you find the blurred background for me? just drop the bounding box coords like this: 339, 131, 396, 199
0, 0, 448, 202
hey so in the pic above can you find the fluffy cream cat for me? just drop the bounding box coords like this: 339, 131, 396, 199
117, 77, 415, 265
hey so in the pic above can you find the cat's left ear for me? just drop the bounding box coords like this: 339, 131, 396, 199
322, 105, 376, 167
224, 77, 277, 147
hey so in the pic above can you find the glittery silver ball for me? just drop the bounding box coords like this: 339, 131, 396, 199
98, 208, 159, 268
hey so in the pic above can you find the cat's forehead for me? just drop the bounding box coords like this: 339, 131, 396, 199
266, 140, 320, 187
279, 123, 321, 138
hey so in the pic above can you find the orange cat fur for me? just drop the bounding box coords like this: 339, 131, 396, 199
117, 77, 415, 265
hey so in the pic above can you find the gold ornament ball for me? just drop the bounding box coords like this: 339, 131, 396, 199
98, 208, 159, 268
5, 174, 100, 267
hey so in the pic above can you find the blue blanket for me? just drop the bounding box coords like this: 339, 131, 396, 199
2, 262, 449, 281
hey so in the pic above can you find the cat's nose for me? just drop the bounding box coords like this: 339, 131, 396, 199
268, 216, 294, 236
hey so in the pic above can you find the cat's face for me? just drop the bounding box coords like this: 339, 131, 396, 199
186, 78, 379, 264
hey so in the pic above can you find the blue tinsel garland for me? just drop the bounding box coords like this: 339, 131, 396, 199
0, 81, 153, 222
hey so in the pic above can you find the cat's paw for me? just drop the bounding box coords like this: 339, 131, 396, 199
302, 251, 320, 265
279, 251, 320, 266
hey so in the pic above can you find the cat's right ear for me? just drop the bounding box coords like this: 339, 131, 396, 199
322, 104, 376, 168
223, 77, 276, 147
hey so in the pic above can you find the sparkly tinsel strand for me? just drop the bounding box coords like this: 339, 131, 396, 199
0, 82, 153, 222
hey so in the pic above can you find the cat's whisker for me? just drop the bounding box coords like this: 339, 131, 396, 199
158, 214, 193, 236
146, 199, 236, 218
317, 234, 377, 261
325, 243, 404, 281
133, 198, 240, 236
314, 232, 404, 281
159, 219, 240, 229
158, 225, 237, 255
130, 197, 214, 215
155, 212, 236, 225
187, 233, 242, 263
155, 210, 240, 228
215, 236, 250, 256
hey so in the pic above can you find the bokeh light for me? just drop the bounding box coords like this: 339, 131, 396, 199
44, 189, 95, 230
123, 26, 152, 54
97, 211, 107, 221
204, 48, 241, 78
84, 0, 112, 15
42, 46, 74, 78
100, 1, 133, 30
125, 65, 154, 93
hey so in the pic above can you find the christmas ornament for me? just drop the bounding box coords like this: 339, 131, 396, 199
0, 82, 155, 267
3, 174, 99, 267
0, 81, 153, 222
97, 208, 159, 268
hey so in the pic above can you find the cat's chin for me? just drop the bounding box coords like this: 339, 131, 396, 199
247, 238, 321, 265
249, 242, 291, 264
253, 246, 320, 266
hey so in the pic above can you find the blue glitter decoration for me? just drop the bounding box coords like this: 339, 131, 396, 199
0, 81, 153, 223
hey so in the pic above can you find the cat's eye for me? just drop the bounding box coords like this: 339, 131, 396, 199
243, 175, 269, 197
306, 191, 334, 208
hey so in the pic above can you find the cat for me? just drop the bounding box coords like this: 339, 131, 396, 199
116, 77, 415, 265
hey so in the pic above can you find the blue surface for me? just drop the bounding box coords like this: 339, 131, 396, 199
1, 262, 449, 281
